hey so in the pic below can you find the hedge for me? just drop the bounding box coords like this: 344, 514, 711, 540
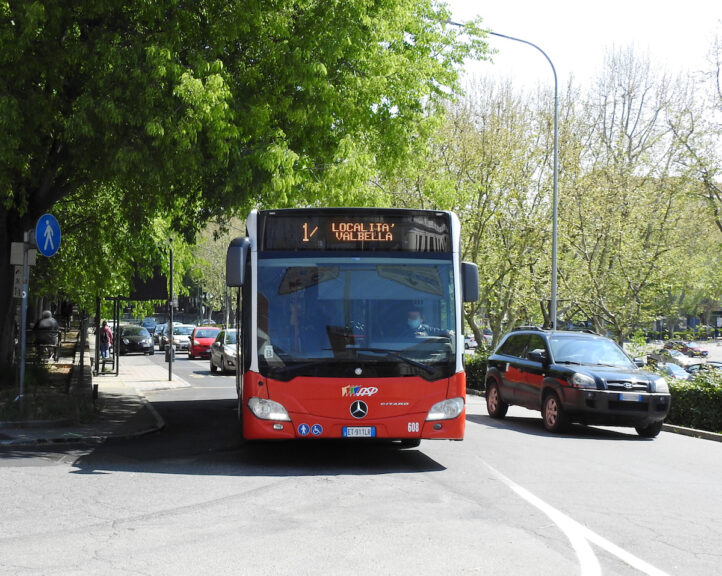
667, 371, 722, 433
465, 348, 490, 392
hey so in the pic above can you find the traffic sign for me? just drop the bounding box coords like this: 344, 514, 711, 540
35, 213, 61, 257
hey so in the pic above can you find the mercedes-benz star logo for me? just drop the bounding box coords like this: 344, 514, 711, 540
350, 400, 368, 419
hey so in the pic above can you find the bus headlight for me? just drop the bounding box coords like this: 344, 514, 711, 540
426, 397, 464, 421
248, 397, 291, 421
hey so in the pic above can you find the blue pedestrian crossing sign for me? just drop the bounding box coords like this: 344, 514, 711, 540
35, 214, 61, 257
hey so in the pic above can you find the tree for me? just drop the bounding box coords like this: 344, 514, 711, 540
668, 32, 722, 237
385, 79, 552, 346
0, 0, 488, 377
558, 49, 695, 341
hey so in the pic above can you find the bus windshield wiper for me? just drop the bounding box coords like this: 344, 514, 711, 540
352, 347, 435, 374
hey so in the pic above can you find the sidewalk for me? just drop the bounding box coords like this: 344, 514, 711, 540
0, 329, 189, 447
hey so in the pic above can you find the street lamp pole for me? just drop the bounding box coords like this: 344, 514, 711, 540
168, 239, 174, 382
448, 23, 559, 329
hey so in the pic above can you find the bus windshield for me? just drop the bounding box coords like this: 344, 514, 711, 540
256, 255, 456, 381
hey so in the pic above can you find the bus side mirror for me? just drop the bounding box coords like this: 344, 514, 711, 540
226, 237, 251, 287
461, 262, 479, 302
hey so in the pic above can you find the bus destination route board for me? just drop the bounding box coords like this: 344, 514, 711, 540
259, 210, 452, 253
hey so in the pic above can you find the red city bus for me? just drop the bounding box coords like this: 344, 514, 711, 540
226, 208, 478, 445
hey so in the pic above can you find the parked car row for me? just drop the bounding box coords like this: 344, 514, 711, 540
662, 340, 709, 357
656, 360, 722, 381
647, 348, 696, 368
109, 322, 236, 366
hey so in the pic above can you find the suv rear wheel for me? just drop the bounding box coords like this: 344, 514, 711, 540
635, 421, 663, 438
486, 380, 508, 418
542, 391, 568, 433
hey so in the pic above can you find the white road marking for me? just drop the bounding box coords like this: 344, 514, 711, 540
485, 462, 671, 576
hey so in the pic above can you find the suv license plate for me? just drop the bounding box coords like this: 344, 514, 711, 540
618, 393, 643, 402
343, 427, 376, 438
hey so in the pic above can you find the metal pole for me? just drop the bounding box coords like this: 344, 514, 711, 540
447, 22, 560, 329
17, 230, 31, 414
94, 296, 100, 374
114, 297, 120, 376
168, 241, 173, 382
551, 79, 559, 330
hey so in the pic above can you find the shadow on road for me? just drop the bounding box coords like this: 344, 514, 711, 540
3, 397, 446, 477
466, 413, 649, 441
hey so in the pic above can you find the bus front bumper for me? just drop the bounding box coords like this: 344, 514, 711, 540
242, 408, 465, 441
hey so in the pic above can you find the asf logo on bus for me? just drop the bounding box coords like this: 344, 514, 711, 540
342, 386, 378, 397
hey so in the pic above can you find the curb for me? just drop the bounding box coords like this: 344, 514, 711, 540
0, 418, 74, 430
133, 389, 167, 436
662, 424, 722, 443
0, 404, 166, 447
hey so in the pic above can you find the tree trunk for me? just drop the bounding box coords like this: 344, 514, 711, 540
0, 207, 34, 386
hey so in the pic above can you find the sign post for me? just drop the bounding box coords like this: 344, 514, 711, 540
17, 231, 31, 413
17, 214, 62, 414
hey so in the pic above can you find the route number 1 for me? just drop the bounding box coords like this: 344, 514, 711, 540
302, 222, 319, 242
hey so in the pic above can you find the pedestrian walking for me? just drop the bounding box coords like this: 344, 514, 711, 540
99, 321, 113, 370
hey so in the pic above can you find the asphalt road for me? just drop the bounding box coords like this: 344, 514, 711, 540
1, 350, 721, 575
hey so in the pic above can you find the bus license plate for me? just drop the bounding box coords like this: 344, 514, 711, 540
618, 393, 643, 402
343, 427, 376, 438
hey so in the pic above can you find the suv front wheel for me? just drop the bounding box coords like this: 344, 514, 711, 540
635, 421, 663, 438
542, 391, 568, 433
486, 379, 508, 419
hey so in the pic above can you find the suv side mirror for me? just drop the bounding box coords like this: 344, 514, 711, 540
634, 358, 645, 367
528, 349, 548, 365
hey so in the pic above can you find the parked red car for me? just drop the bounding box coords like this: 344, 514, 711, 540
188, 326, 221, 359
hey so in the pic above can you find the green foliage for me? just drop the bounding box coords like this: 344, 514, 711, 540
465, 348, 490, 391
382, 48, 721, 343
625, 329, 649, 361
0, 0, 490, 372
667, 371, 722, 433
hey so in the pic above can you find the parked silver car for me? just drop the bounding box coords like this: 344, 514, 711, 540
210, 329, 238, 374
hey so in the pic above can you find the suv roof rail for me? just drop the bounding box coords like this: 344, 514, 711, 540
511, 326, 545, 332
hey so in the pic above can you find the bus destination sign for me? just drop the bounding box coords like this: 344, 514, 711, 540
259, 210, 451, 252
308, 221, 394, 243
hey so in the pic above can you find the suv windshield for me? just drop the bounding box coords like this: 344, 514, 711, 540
173, 325, 194, 336
550, 335, 635, 368
256, 255, 456, 380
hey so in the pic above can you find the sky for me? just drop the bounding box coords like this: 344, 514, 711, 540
445, 0, 722, 90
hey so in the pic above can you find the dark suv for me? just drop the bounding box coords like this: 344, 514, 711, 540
485, 328, 671, 437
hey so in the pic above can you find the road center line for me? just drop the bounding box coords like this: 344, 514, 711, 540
484, 462, 671, 576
